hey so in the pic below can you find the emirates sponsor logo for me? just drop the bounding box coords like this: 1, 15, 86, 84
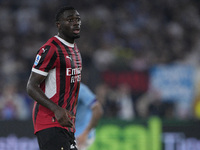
66, 67, 82, 83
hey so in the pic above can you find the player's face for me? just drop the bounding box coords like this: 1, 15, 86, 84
57, 9, 81, 43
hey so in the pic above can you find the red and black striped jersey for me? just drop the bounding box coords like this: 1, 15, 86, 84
31, 35, 82, 134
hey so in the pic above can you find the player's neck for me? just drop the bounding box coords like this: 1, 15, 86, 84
57, 33, 74, 44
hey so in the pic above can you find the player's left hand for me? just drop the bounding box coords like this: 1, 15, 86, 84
54, 107, 75, 128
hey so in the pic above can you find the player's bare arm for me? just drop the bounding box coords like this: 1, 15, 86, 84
85, 101, 103, 133
77, 101, 103, 146
26, 72, 74, 128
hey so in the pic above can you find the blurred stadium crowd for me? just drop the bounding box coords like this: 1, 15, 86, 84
1, 0, 200, 120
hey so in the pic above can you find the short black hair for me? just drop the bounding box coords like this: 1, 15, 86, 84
55, 6, 76, 22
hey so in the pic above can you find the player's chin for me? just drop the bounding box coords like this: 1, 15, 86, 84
73, 34, 80, 39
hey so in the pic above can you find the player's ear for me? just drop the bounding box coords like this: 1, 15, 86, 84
56, 21, 61, 29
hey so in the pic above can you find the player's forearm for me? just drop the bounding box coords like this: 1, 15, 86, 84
84, 102, 103, 134
27, 82, 59, 113
27, 79, 74, 128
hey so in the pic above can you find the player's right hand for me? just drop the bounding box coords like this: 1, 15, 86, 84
77, 132, 88, 149
54, 107, 75, 128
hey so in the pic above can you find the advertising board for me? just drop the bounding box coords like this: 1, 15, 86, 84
1, 118, 200, 150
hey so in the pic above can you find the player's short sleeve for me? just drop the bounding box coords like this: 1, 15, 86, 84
78, 83, 96, 107
32, 45, 57, 76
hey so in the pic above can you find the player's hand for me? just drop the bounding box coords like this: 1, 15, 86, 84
77, 132, 88, 148
54, 107, 75, 127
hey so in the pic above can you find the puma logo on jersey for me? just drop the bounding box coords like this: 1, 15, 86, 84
66, 56, 72, 61
42, 48, 47, 53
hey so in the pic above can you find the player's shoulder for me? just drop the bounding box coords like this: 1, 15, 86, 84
80, 83, 89, 91
45, 36, 59, 48
39, 36, 58, 52
79, 83, 94, 96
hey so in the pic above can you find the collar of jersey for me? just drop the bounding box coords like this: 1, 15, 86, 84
54, 35, 74, 48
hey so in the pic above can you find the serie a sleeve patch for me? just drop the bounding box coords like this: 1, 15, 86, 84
34, 54, 41, 66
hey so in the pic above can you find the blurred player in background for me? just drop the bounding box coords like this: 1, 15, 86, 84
75, 83, 103, 150
26, 6, 82, 150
